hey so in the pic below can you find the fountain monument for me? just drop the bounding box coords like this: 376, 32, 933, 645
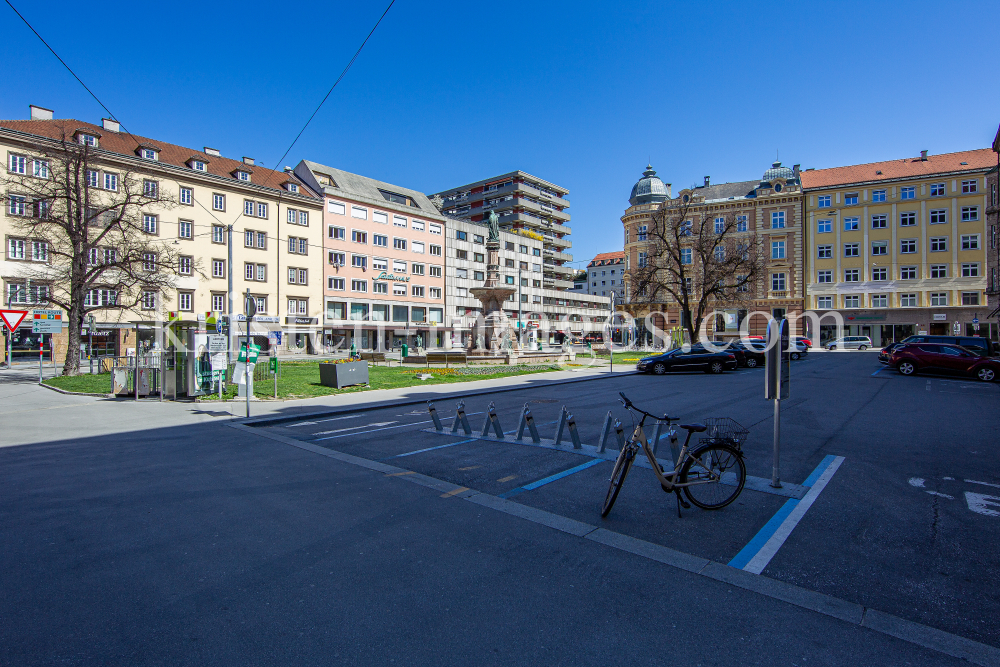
468, 210, 519, 356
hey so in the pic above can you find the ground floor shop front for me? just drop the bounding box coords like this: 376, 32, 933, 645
808, 307, 998, 347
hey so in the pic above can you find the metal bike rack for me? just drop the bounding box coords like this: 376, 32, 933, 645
515, 403, 541, 444
597, 411, 614, 453
553, 406, 583, 450
451, 399, 472, 435
428, 400, 443, 432
481, 401, 505, 438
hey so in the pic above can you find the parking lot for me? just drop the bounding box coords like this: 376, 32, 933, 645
251, 351, 1000, 652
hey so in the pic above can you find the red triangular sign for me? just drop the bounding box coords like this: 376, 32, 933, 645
0, 310, 28, 331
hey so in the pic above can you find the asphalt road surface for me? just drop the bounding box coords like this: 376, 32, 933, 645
1, 351, 997, 665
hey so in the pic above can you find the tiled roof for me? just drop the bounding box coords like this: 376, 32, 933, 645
589, 251, 625, 266
689, 180, 759, 201
800, 148, 995, 190
0, 118, 318, 199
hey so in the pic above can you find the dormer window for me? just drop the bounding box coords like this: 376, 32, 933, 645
235, 170, 251, 182
79, 134, 98, 147
192, 161, 206, 172
141, 148, 158, 161
286, 183, 299, 193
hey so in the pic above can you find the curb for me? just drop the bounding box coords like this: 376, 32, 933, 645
38, 382, 113, 398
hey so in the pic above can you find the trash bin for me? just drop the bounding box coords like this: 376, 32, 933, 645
401, 343, 409, 358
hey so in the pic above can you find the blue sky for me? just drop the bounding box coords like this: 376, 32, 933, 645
3, 0, 998, 268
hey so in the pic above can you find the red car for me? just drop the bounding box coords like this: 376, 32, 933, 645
890, 342, 1000, 382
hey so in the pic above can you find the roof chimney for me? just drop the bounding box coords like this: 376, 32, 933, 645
704, 176, 711, 187
101, 118, 120, 132
665, 183, 672, 198
204, 147, 221, 157
920, 150, 928, 161
29, 105, 53, 120
792, 164, 800, 177
242, 156, 255, 166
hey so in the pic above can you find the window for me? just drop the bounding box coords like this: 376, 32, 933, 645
844, 217, 859, 231
930, 292, 947, 306
287, 299, 308, 315
212, 193, 225, 211
817, 219, 832, 234
473, 271, 484, 281
8, 238, 24, 259
372, 258, 388, 271
962, 263, 980, 277
30, 240, 47, 261
714, 246, 725, 261
504, 242, 515, 251
178, 256, 192, 275
351, 279, 367, 292
900, 211, 916, 227
714, 217, 725, 234
637, 252, 647, 268
736, 215, 748, 232
410, 263, 424, 276
244, 230, 266, 249
455, 249, 468, 261
429, 265, 442, 278
818, 195, 831, 208
351, 230, 367, 244
176, 220, 193, 239
392, 283, 407, 296
373, 282, 388, 294
871, 214, 887, 229
930, 183, 945, 197
872, 189, 887, 202
411, 307, 426, 323
79, 134, 97, 147
328, 251, 346, 267
143, 180, 159, 198
962, 292, 980, 305
430, 244, 442, 256
328, 277, 345, 290
844, 243, 859, 257
473, 252, 485, 263
175, 186, 192, 206
504, 276, 515, 285
900, 293, 917, 307
8, 153, 26, 174
930, 264, 948, 278
429, 224, 442, 235
961, 180, 978, 194
771, 241, 785, 259
87, 170, 98, 187
456, 230, 467, 241
326, 300, 347, 320
844, 295, 860, 308
871, 294, 887, 308
817, 270, 832, 283
386, 215, 405, 229
349, 303, 368, 321
143, 214, 158, 234
961, 234, 980, 250
351, 254, 367, 269
844, 269, 860, 282
329, 226, 345, 240
412, 220, 425, 232
845, 193, 858, 206
871, 267, 887, 281
930, 209, 947, 224
412, 241, 425, 254
532, 263, 541, 272
212, 259, 225, 278
328, 200, 346, 215
871, 240, 887, 256
681, 248, 692, 264
8, 195, 25, 216
257, 265, 267, 282
141, 148, 158, 161
930, 237, 948, 252
351, 206, 367, 220
373, 211, 388, 224
286, 209, 309, 226
533, 248, 541, 257
412, 285, 425, 297
771, 211, 786, 229
817, 296, 833, 309
142, 291, 158, 310
900, 239, 917, 253
504, 258, 515, 268
771, 273, 786, 291
104, 173, 119, 191
178, 292, 193, 311
815, 245, 832, 259
901, 187, 915, 200
519, 244, 528, 254
680, 220, 693, 236
191, 160, 206, 172
393, 238, 407, 250
371, 234, 387, 247
900, 266, 917, 280
961, 206, 979, 221
103, 248, 117, 265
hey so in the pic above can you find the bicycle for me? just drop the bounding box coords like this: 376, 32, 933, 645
602, 392, 747, 518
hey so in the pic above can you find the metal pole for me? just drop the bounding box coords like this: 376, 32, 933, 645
245, 339, 250, 419
771, 398, 781, 488
38, 341, 42, 383
227, 224, 234, 369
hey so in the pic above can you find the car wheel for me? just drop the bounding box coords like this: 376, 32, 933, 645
707, 361, 724, 374
652, 363, 666, 375
976, 367, 996, 382
859, 345, 868, 351
897, 361, 917, 376
745, 357, 758, 368
828, 345, 836, 351
790, 352, 801, 361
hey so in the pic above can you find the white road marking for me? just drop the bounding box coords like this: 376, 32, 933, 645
943, 476, 954, 481
925, 491, 954, 500
964, 492, 1000, 517
925, 380, 931, 391
908, 477, 926, 488
966, 479, 1000, 489
313, 421, 396, 436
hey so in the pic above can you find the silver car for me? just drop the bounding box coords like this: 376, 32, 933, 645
825, 336, 872, 351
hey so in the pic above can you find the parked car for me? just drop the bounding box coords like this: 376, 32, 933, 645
791, 336, 813, 349
878, 342, 904, 364
890, 342, 1000, 382
825, 336, 873, 351
895, 334, 995, 357
788, 340, 809, 360
728, 341, 767, 368
636, 347, 738, 374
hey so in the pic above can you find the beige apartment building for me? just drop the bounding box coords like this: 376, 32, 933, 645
801, 148, 996, 346
0, 105, 323, 362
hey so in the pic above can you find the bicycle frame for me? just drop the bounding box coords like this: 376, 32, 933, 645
626, 419, 722, 492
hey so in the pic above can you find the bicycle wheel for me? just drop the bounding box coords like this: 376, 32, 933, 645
601, 447, 635, 517
680, 443, 745, 510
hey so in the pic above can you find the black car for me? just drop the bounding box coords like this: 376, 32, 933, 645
636, 347, 738, 374
712, 340, 766, 368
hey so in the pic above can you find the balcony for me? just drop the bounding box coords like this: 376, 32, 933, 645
544, 277, 574, 291
516, 196, 571, 222
544, 249, 574, 263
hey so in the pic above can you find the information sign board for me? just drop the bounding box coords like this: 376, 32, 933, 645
208, 335, 227, 353
32, 309, 63, 333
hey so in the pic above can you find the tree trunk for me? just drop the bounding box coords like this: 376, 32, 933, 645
63, 304, 82, 376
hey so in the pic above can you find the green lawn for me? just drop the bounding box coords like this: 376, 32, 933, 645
44, 362, 564, 400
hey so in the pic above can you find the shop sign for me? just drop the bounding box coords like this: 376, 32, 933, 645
933, 314, 947, 321
376, 271, 410, 283
234, 314, 281, 323
285, 317, 318, 325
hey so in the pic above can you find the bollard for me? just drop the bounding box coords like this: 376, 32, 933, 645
487, 403, 504, 438
481, 401, 497, 437
427, 400, 443, 431
597, 411, 613, 453
524, 405, 541, 443
516, 405, 528, 441
554, 406, 568, 446
566, 412, 582, 449
451, 400, 472, 435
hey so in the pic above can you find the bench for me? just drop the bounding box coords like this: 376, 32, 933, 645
425, 351, 467, 367
359, 352, 386, 365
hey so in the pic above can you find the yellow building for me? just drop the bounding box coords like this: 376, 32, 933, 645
801, 148, 996, 346
1, 105, 324, 362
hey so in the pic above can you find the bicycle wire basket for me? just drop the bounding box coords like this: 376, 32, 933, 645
700, 417, 749, 451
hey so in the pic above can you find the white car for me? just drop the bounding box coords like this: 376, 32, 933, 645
825, 336, 872, 351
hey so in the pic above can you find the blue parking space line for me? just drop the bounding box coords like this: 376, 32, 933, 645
499, 459, 606, 499
727, 455, 840, 571
871, 367, 885, 376
388, 439, 477, 459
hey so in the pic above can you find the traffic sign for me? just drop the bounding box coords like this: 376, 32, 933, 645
244, 289, 257, 319
973, 317, 979, 325
0, 309, 28, 331
208, 335, 227, 353
237, 343, 260, 363
216, 315, 229, 335
32, 309, 63, 333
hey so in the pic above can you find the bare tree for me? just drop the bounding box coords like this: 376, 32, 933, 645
2, 134, 188, 375
627, 199, 766, 343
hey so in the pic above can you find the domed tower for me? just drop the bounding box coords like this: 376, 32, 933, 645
629, 165, 671, 206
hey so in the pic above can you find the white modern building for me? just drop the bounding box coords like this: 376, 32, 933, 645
585, 251, 626, 299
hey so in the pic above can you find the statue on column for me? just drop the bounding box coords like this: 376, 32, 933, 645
487, 210, 500, 242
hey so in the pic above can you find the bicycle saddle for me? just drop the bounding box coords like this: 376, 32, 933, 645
679, 423, 707, 433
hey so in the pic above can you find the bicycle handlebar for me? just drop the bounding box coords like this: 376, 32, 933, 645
618, 392, 678, 422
